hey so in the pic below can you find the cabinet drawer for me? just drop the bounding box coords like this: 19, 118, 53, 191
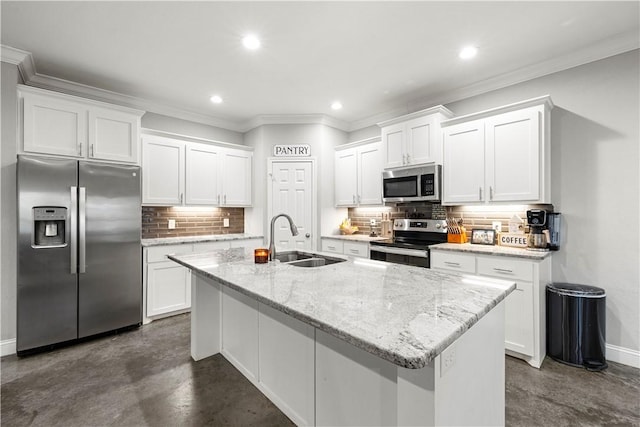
146, 244, 193, 263
477, 255, 533, 282
343, 242, 369, 258
430, 251, 476, 273
321, 239, 344, 254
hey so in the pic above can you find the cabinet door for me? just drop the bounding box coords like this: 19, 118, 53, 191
442, 120, 486, 204
405, 115, 437, 165
485, 108, 540, 202
335, 148, 358, 206
503, 281, 534, 356
186, 143, 222, 205
146, 261, 191, 317
357, 142, 383, 205
88, 107, 140, 163
221, 149, 252, 206
23, 92, 87, 157
222, 286, 259, 381
343, 241, 369, 258
381, 123, 405, 168
321, 239, 344, 254
142, 136, 184, 205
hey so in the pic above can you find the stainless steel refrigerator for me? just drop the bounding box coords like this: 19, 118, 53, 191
17, 155, 141, 354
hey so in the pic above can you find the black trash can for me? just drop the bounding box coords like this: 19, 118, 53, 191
546, 283, 607, 371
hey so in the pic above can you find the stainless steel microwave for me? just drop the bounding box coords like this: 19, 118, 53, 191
382, 164, 442, 203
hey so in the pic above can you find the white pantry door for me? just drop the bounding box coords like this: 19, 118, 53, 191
269, 160, 314, 251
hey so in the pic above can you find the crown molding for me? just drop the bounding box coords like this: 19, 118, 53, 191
3, 29, 637, 135
404, 30, 640, 114
240, 114, 350, 133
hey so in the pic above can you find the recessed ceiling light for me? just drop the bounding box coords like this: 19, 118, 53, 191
210, 95, 223, 104
242, 34, 261, 50
331, 101, 343, 110
459, 46, 478, 60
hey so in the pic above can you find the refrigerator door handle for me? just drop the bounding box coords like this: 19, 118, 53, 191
79, 187, 87, 273
70, 186, 78, 274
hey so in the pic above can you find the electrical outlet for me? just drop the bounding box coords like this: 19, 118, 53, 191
223, 218, 230, 228
168, 219, 176, 229
370, 219, 376, 226
440, 343, 456, 377
492, 221, 502, 233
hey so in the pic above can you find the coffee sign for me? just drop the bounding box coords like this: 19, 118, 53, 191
499, 233, 529, 248
273, 144, 311, 157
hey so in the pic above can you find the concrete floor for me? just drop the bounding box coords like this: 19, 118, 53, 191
2, 314, 639, 426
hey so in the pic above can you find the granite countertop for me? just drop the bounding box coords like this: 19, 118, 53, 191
321, 234, 390, 242
141, 234, 264, 247
169, 247, 515, 369
430, 243, 552, 260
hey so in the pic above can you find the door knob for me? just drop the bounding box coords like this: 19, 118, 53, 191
305, 233, 310, 238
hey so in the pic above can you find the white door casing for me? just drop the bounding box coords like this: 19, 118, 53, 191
268, 159, 315, 251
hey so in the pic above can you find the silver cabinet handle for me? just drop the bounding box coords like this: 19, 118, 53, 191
479, 187, 483, 201
79, 187, 86, 274
327, 245, 336, 250
217, 194, 220, 204
402, 154, 406, 165
406, 153, 411, 164
352, 195, 356, 204
444, 261, 461, 267
358, 194, 361, 203
493, 267, 514, 274
70, 186, 78, 274
90, 144, 95, 157
490, 186, 494, 200
79, 143, 83, 156
349, 249, 359, 254
224, 194, 227, 204
180, 193, 184, 204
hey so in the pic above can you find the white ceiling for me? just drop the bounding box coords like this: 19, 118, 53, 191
2, 1, 639, 132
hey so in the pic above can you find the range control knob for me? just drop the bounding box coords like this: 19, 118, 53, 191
435, 223, 441, 229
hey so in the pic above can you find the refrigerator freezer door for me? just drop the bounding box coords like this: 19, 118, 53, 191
78, 162, 142, 338
17, 155, 78, 353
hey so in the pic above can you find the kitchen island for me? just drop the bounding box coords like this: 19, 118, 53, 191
169, 247, 515, 426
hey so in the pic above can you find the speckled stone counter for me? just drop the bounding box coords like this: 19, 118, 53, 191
169, 247, 515, 369
141, 234, 263, 247
321, 234, 389, 243
431, 242, 552, 260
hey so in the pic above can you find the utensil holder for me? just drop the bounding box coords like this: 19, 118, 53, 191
448, 233, 467, 244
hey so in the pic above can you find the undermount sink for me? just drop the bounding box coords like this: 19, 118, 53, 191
275, 251, 346, 268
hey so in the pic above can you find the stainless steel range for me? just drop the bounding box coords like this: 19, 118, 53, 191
369, 219, 447, 268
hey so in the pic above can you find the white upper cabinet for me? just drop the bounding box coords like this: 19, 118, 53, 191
442, 96, 553, 205
88, 107, 140, 163
221, 149, 252, 206
335, 139, 382, 207
142, 133, 252, 207
186, 143, 221, 205
378, 106, 453, 169
142, 135, 185, 205
19, 85, 143, 163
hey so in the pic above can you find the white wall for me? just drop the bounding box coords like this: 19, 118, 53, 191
443, 50, 639, 355
141, 112, 244, 145
1, 62, 20, 347
244, 123, 348, 248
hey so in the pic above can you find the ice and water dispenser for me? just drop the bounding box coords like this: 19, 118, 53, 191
32, 207, 67, 248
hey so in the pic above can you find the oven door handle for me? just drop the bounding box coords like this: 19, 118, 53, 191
370, 246, 429, 258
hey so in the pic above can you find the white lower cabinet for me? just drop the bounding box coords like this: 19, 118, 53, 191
431, 250, 550, 368
222, 287, 259, 381
143, 238, 262, 323
322, 238, 369, 258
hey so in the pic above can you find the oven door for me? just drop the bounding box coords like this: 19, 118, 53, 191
369, 245, 430, 268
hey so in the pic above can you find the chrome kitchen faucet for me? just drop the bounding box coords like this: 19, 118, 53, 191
268, 213, 299, 261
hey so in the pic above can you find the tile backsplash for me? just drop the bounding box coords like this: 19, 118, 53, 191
346, 203, 554, 237
142, 206, 244, 239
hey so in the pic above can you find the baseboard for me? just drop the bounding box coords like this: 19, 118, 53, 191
1, 339, 16, 357
607, 344, 640, 368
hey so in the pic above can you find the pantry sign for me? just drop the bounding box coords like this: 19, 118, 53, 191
273, 144, 311, 157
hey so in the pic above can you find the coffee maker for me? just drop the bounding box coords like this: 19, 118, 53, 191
526, 209, 548, 251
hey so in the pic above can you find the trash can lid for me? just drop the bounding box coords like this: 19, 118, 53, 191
547, 282, 606, 297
